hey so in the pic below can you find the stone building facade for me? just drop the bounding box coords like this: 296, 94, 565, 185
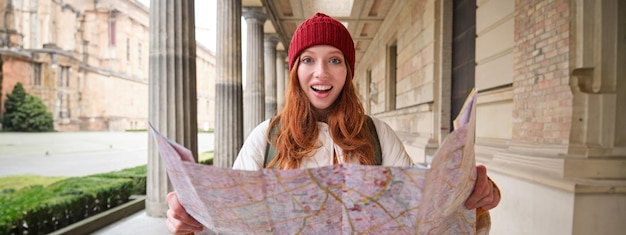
347, 0, 625, 234
0, 0, 215, 131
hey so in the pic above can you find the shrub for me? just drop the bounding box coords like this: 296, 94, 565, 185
92, 165, 147, 195
2, 82, 54, 132
0, 177, 133, 234
0, 166, 146, 234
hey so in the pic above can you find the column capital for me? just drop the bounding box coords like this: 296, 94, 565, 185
264, 34, 279, 47
276, 50, 287, 59
243, 7, 267, 23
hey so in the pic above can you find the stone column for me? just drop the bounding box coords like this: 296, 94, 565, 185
276, 50, 287, 112
243, 7, 267, 138
146, 0, 198, 217
264, 34, 278, 119
214, 0, 243, 168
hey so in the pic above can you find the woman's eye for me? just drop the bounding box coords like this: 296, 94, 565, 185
301, 58, 312, 64
330, 58, 341, 64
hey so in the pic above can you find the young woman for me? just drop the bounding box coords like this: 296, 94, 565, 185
166, 13, 500, 234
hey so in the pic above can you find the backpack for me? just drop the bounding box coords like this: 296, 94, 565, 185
263, 115, 382, 168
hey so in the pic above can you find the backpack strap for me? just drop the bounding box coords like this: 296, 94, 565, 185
365, 115, 383, 165
264, 118, 280, 168
264, 115, 382, 168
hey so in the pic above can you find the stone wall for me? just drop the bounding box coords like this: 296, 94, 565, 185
354, 0, 440, 165
354, 0, 626, 233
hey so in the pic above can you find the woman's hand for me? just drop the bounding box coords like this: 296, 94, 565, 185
166, 192, 204, 234
464, 165, 500, 210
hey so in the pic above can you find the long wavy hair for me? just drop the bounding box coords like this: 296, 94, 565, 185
265, 58, 375, 169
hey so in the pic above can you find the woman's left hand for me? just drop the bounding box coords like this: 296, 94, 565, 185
464, 165, 500, 210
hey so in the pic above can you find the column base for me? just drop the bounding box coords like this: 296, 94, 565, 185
145, 200, 169, 218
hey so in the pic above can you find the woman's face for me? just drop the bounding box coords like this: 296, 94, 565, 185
297, 45, 348, 113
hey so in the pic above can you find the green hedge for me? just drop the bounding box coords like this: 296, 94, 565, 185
0, 165, 147, 234
91, 165, 147, 195
0, 177, 133, 234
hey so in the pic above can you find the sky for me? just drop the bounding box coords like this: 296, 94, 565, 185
137, 0, 249, 83
137, 0, 217, 51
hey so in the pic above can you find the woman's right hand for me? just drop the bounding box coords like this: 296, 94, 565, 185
166, 191, 204, 234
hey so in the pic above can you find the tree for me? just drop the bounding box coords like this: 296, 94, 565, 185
2, 82, 54, 132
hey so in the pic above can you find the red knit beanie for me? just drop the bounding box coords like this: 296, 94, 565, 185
288, 12, 355, 77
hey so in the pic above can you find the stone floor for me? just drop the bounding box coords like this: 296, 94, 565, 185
92, 211, 170, 235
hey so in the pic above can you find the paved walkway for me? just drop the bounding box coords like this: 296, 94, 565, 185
0, 131, 213, 177
93, 211, 171, 235
0, 131, 214, 234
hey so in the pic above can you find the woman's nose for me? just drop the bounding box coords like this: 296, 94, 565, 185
313, 62, 329, 78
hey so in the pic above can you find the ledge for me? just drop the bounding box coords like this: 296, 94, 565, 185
49, 195, 146, 235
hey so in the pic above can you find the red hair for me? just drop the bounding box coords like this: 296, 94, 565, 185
266, 59, 375, 169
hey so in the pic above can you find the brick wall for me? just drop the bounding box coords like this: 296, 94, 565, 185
1, 57, 31, 113
512, 0, 572, 145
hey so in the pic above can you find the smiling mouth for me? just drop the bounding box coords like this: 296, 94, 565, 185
311, 85, 332, 92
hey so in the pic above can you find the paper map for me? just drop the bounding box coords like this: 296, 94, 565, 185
150, 91, 479, 234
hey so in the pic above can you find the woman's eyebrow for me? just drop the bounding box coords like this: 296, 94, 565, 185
328, 51, 343, 56
301, 49, 343, 56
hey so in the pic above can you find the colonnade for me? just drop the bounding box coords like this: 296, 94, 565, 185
145, 0, 289, 216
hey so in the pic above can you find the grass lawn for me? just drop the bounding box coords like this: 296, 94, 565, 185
199, 150, 214, 163
0, 175, 67, 192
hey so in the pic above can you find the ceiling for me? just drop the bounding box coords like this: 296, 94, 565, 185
243, 0, 397, 66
